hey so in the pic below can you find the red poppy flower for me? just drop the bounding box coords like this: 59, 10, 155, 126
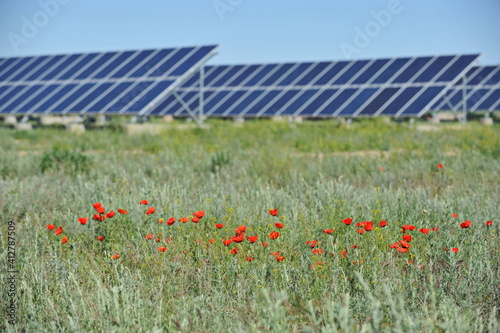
351, 245, 358, 249
230, 248, 239, 254
55, 226, 63, 235
46, 224, 55, 230
356, 222, 364, 227
112, 254, 120, 259
246, 235, 258, 243
61, 236, 68, 244
78, 217, 88, 225
92, 214, 105, 221
155, 237, 162, 242
208, 238, 215, 243
323, 229, 334, 234
357, 229, 365, 234
269, 208, 278, 216
193, 211, 205, 218
105, 211, 115, 218
118, 209, 128, 214
379, 220, 388, 227
237, 225, 246, 233
140, 200, 149, 205
222, 239, 233, 246
485, 220, 493, 226
97, 236, 105, 241
230, 234, 245, 243
167, 217, 176, 225
274, 223, 284, 229
460, 220, 471, 228
165, 237, 173, 244
437, 163, 443, 169
451, 247, 459, 253
402, 235, 412, 242
363, 222, 374, 231
158, 247, 167, 252
342, 218, 353, 225
215, 223, 224, 229
397, 247, 409, 253
145, 233, 154, 240
431, 227, 439, 231
179, 217, 189, 223
401, 224, 416, 231
97, 207, 105, 214
306, 240, 318, 248
312, 248, 325, 255
419, 228, 429, 234
269, 231, 280, 240
400, 240, 411, 249
93, 202, 102, 210
275, 256, 285, 262
260, 242, 269, 247
339, 250, 348, 258
451, 213, 458, 218
145, 207, 155, 215
246, 257, 255, 262
158, 218, 164, 224
192, 217, 200, 223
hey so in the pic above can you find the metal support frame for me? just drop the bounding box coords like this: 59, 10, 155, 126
461, 75, 467, 124
199, 66, 205, 121
172, 67, 205, 125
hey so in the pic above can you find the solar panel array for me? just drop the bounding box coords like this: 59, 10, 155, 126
431, 66, 500, 112
0, 45, 219, 115
147, 54, 479, 118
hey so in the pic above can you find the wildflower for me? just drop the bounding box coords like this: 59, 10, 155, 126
275, 256, 285, 262
145, 233, 154, 240
339, 250, 348, 258
401, 224, 416, 231
397, 247, 409, 253
92, 214, 105, 221
342, 218, 353, 225
357, 229, 365, 234
165, 237, 173, 244
167, 217, 176, 225
158, 247, 167, 252
105, 211, 115, 218
118, 209, 128, 214
274, 223, 284, 229
437, 163, 443, 169
363, 221, 374, 231
97, 236, 105, 241
237, 225, 247, 233
322, 229, 334, 234
419, 228, 429, 234
485, 220, 493, 226
260, 241, 269, 247
402, 235, 412, 242
379, 220, 388, 227
460, 220, 471, 228
451, 213, 458, 218
158, 218, 164, 224
451, 247, 459, 253
46, 224, 55, 230
179, 217, 189, 223
155, 237, 162, 242
145, 207, 155, 215
400, 240, 411, 249
78, 217, 88, 225
269, 231, 280, 240
312, 248, 325, 255
208, 238, 215, 243
96, 207, 105, 214
140, 200, 149, 205
269, 209, 278, 216
61, 236, 68, 244
215, 223, 224, 229
55, 226, 63, 235
112, 254, 120, 259
230, 234, 245, 243
246, 235, 258, 243
230, 248, 239, 254
351, 245, 358, 249
193, 211, 205, 218
306, 240, 318, 248
431, 227, 439, 231
93, 202, 102, 210
192, 217, 200, 223
246, 257, 255, 262
222, 239, 233, 246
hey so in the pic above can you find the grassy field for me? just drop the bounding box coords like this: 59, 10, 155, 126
0, 119, 499, 332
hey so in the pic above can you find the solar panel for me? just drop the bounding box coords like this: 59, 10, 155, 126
0, 45, 220, 115
148, 54, 479, 118
431, 66, 500, 112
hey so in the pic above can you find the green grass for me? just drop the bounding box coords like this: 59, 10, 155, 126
0, 119, 499, 332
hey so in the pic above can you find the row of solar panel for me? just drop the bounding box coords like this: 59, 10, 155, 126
149, 54, 478, 118
0, 45, 219, 115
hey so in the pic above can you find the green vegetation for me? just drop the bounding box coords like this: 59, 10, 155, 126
0, 120, 499, 332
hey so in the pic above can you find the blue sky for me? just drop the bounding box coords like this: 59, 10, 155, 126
0, 0, 499, 65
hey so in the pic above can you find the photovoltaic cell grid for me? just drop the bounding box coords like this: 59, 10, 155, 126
431, 66, 500, 112
0, 45, 219, 115
148, 54, 479, 118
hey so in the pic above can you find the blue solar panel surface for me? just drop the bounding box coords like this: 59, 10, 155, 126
148, 54, 479, 118
0, 45, 219, 115
431, 65, 500, 112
